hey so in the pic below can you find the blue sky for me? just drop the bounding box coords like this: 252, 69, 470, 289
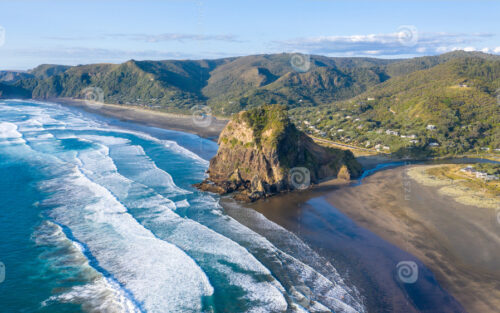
0, 0, 499, 69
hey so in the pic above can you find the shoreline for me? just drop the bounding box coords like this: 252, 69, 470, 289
50, 97, 228, 141
230, 166, 499, 312
326, 166, 500, 312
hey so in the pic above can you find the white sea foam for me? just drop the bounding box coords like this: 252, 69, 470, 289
46, 277, 142, 313
0, 122, 23, 138
190, 196, 365, 313
34, 221, 141, 313
43, 167, 215, 312
0, 122, 26, 145
174, 199, 190, 208
78, 135, 189, 196
71, 143, 289, 312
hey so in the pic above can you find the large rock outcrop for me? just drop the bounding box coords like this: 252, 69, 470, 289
195, 104, 362, 201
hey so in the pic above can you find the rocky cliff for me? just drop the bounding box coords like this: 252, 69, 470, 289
195, 105, 362, 201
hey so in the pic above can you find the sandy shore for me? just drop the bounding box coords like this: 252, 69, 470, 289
51, 98, 228, 140
230, 165, 500, 312
407, 164, 499, 209
325, 166, 500, 313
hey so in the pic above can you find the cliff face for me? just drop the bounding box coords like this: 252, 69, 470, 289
195, 105, 362, 201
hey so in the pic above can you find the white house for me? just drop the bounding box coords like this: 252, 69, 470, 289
426, 125, 437, 130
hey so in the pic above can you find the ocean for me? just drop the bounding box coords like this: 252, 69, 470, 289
0, 100, 366, 313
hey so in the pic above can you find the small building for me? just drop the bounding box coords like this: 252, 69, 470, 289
367, 97, 375, 101
460, 166, 476, 173
429, 142, 440, 147
426, 125, 437, 130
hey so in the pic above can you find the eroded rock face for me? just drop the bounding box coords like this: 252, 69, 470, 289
194, 105, 361, 201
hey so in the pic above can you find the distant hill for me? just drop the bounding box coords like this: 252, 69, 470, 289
3, 53, 436, 113
0, 71, 33, 83
3, 51, 500, 156
28, 64, 72, 80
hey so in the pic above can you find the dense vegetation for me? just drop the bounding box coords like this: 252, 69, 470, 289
1, 51, 499, 157
474, 163, 500, 175
290, 55, 500, 157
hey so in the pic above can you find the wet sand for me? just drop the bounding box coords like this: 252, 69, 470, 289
228, 166, 500, 313
51, 98, 227, 141
325, 166, 500, 313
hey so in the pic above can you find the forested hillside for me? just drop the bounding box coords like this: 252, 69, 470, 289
290, 56, 500, 156
2, 51, 499, 156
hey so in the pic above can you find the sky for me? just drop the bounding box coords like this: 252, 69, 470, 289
0, 0, 499, 70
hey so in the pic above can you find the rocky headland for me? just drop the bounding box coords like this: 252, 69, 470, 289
195, 104, 362, 201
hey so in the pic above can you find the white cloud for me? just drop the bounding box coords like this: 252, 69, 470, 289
45, 33, 240, 43
273, 30, 496, 57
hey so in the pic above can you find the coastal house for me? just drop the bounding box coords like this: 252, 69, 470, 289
461, 166, 499, 181
476, 172, 487, 179
460, 166, 476, 173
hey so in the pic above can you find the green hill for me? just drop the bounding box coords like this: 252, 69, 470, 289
290, 55, 500, 156
6, 53, 415, 113
3, 51, 500, 156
